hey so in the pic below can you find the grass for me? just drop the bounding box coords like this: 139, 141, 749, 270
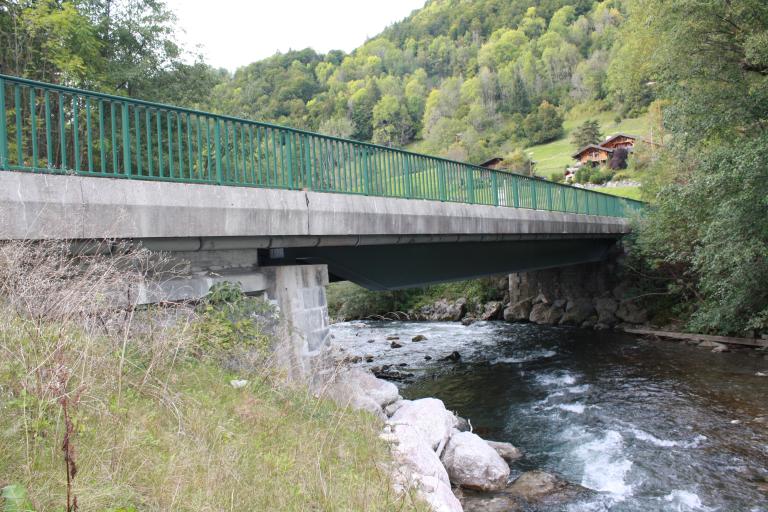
597, 186, 643, 200
526, 109, 652, 176
0, 242, 424, 512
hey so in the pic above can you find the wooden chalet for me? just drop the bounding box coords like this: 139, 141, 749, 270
571, 144, 614, 166
479, 157, 505, 170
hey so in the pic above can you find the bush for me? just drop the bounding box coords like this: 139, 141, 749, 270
192, 282, 279, 370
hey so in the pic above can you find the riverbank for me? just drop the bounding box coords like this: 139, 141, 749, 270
331, 320, 768, 511
0, 243, 424, 511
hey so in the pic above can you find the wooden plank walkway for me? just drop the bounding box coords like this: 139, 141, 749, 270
624, 328, 768, 348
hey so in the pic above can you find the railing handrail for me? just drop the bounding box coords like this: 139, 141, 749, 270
0, 73, 645, 214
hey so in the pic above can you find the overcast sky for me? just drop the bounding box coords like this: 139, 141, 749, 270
165, 0, 426, 72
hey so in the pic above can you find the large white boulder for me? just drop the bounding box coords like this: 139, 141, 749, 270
414, 475, 464, 512
389, 398, 458, 450
325, 368, 400, 416
441, 431, 510, 491
383, 423, 450, 486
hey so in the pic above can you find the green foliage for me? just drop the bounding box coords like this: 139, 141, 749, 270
327, 278, 504, 321
193, 282, 276, 358
1, 484, 35, 512
571, 119, 603, 148
623, 0, 768, 334
523, 101, 564, 145
574, 165, 612, 184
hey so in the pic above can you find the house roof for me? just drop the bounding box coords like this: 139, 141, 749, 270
571, 144, 614, 159
479, 157, 504, 168
602, 133, 646, 146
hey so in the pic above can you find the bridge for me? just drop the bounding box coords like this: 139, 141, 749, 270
0, 74, 643, 376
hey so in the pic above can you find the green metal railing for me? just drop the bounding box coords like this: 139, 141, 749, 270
0, 74, 644, 217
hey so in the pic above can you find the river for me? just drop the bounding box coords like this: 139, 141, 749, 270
331, 320, 768, 511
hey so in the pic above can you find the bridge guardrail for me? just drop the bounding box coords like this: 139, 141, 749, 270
0, 74, 644, 217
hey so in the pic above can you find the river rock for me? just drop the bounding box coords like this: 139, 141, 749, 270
698, 340, 729, 352
413, 474, 464, 512
506, 470, 591, 503
503, 299, 532, 322
325, 368, 400, 415
391, 341, 403, 348
418, 298, 468, 322
485, 440, 522, 462
529, 302, 564, 325
480, 301, 504, 321
616, 300, 647, 324
560, 298, 595, 325
461, 316, 476, 326
389, 398, 458, 450
595, 297, 619, 325
441, 431, 510, 491
384, 399, 409, 417
412, 334, 427, 342
385, 423, 451, 486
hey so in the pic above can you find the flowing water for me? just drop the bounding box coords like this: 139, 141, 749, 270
331, 321, 768, 511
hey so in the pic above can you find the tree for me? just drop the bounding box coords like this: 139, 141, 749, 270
608, 147, 628, 169
372, 95, 414, 146
571, 119, 603, 148
523, 101, 564, 145
621, 0, 768, 334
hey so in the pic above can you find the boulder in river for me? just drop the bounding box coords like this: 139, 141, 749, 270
389, 398, 458, 451
391, 341, 403, 348
503, 299, 532, 322
616, 300, 647, 324
529, 302, 564, 325
595, 297, 618, 325
441, 431, 510, 491
506, 470, 592, 503
485, 440, 522, 462
480, 301, 504, 321
417, 298, 468, 322
560, 298, 596, 325
412, 334, 427, 342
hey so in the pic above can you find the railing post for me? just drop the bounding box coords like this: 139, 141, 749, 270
303, 134, 312, 190
547, 183, 554, 211
491, 171, 498, 206
531, 179, 538, 209
404, 154, 412, 197
438, 161, 447, 201
363, 146, 371, 195
214, 119, 223, 184
0, 78, 7, 168
466, 167, 475, 204
512, 176, 520, 208
122, 102, 131, 176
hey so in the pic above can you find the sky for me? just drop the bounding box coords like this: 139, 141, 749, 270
165, 0, 427, 72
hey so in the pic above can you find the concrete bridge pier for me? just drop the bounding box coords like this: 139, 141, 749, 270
261, 264, 333, 382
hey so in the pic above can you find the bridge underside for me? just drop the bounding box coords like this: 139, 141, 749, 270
272, 238, 615, 290
0, 171, 629, 292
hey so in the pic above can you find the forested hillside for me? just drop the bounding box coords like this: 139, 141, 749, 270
210, 0, 635, 167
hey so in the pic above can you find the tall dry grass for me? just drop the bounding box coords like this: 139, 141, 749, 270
0, 240, 425, 511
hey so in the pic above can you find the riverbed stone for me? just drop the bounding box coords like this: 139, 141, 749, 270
529, 302, 564, 325
503, 299, 532, 322
560, 298, 596, 325
480, 301, 504, 321
441, 431, 510, 491
389, 398, 458, 450
595, 297, 619, 325
485, 440, 523, 462
616, 300, 647, 324
384, 399, 409, 417
418, 298, 468, 322
506, 470, 591, 503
